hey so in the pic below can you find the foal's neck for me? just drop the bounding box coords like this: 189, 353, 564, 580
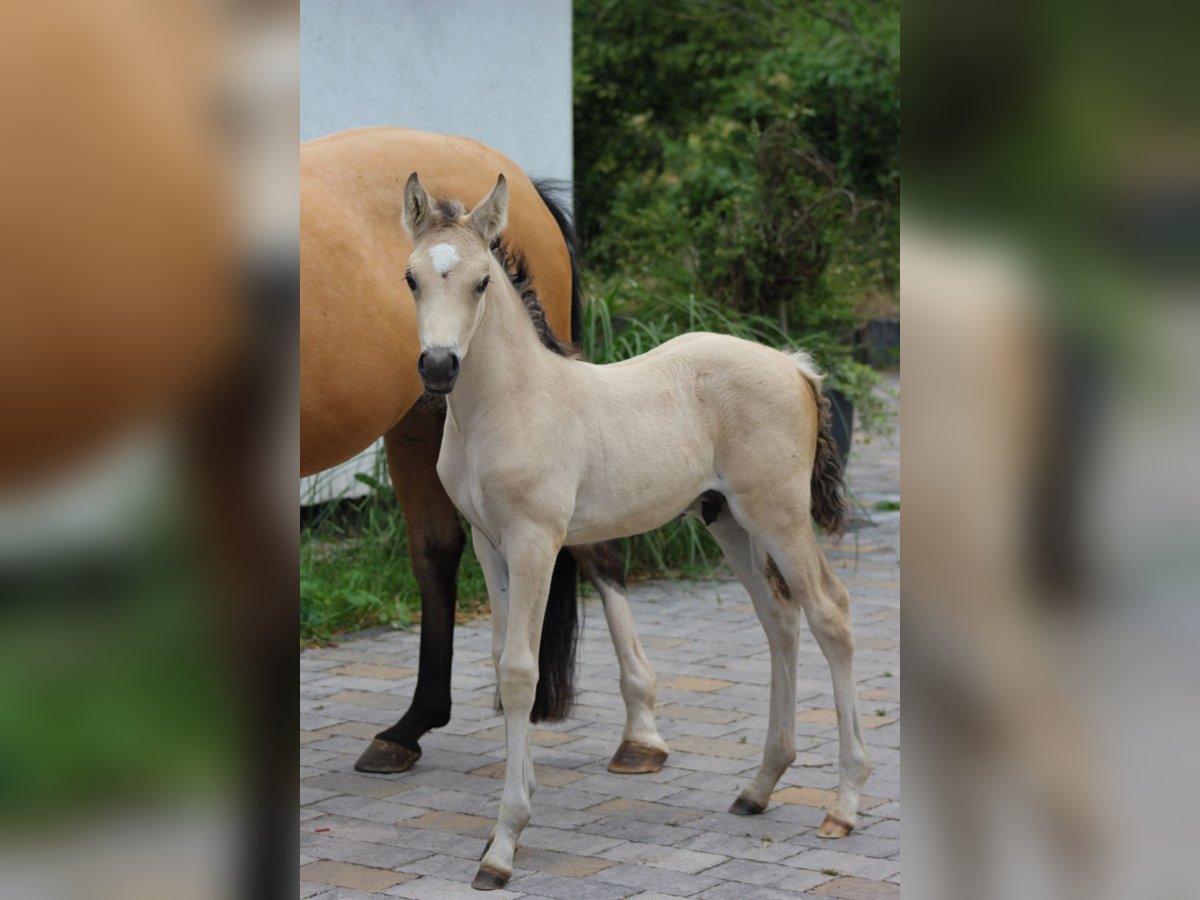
448, 258, 563, 425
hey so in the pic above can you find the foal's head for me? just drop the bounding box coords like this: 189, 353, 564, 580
401, 172, 508, 395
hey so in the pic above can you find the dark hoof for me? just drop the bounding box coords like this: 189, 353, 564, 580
471, 865, 510, 890
353, 738, 420, 774
607, 740, 668, 775
728, 794, 766, 816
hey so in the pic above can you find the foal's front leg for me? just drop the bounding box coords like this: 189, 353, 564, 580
474, 529, 559, 891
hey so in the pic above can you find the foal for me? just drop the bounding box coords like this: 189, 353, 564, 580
401, 174, 872, 890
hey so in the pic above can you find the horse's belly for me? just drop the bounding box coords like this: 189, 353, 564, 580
566, 463, 712, 545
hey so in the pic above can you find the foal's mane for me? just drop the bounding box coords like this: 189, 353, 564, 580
424, 199, 581, 360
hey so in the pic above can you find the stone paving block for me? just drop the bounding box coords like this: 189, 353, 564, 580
380, 786, 500, 816
669, 736, 760, 759
304, 771, 416, 800
299, 859, 417, 893
586, 797, 708, 826
702, 857, 829, 889
508, 871, 633, 900
809, 875, 900, 898
698, 884, 824, 900
383, 875, 524, 900
658, 675, 734, 693
582, 817, 704, 847
783, 847, 900, 881
313, 889, 410, 900
397, 809, 494, 838
301, 785, 341, 806
512, 846, 619, 878
519, 824, 625, 856
594, 861, 722, 896
596, 841, 728, 874
308, 835, 432, 869
656, 704, 750, 725
572, 773, 688, 802
330, 662, 417, 680
314, 796, 427, 825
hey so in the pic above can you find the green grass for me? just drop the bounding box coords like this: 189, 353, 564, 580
873, 499, 900, 512
300, 472, 489, 645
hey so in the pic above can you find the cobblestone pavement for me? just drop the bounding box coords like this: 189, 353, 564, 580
300, 381, 900, 899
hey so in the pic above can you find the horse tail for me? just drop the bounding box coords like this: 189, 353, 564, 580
531, 179, 583, 344
790, 351, 848, 536
531, 547, 580, 722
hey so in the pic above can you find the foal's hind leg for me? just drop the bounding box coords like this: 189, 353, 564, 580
355, 408, 464, 774
758, 522, 872, 837
703, 513, 802, 815
571, 541, 669, 774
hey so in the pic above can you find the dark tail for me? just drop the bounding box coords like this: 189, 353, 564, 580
809, 380, 849, 536
531, 547, 580, 723
531, 179, 583, 344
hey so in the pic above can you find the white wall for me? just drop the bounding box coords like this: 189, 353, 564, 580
301, 0, 572, 181
300, 0, 572, 504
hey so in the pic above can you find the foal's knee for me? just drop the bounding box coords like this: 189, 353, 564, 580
498, 652, 538, 711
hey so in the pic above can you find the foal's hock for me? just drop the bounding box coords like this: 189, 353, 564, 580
401, 173, 872, 890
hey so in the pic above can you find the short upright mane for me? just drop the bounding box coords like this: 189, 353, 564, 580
490, 239, 581, 359
421, 200, 581, 360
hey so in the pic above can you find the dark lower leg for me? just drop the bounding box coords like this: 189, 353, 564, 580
355, 410, 464, 773
374, 526, 462, 750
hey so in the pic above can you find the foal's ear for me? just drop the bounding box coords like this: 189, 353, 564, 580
402, 172, 432, 238
467, 174, 508, 243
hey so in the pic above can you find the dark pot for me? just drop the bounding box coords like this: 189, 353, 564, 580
824, 387, 854, 469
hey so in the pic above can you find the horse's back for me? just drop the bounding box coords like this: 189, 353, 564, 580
300, 128, 574, 475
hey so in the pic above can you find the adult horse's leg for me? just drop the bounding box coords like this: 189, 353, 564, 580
702, 511, 802, 816
760, 520, 871, 837
354, 404, 464, 774
475, 528, 558, 890
571, 541, 669, 774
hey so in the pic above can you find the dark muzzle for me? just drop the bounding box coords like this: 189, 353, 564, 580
418, 347, 460, 394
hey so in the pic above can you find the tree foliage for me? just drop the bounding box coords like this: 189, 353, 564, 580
574, 0, 899, 347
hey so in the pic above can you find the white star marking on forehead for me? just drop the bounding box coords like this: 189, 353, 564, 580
429, 243, 459, 276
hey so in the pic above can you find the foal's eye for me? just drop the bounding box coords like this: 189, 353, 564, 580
475, 275, 490, 294
405, 272, 417, 291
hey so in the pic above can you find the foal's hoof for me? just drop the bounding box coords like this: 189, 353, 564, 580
471, 865, 511, 891
353, 738, 421, 774
728, 794, 766, 816
607, 740, 669, 775
817, 812, 855, 838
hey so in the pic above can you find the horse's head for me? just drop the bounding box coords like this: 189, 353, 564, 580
402, 172, 508, 395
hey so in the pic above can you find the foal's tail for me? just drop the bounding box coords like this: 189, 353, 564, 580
532, 547, 580, 722
531, 179, 583, 344
790, 351, 848, 536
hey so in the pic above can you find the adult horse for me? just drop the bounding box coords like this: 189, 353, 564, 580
300, 128, 667, 775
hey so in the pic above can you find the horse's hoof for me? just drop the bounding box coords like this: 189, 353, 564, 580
728, 794, 766, 816
353, 738, 421, 774
607, 740, 668, 774
471, 865, 511, 890
817, 812, 854, 838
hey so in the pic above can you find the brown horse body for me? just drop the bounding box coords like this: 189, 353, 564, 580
300, 128, 665, 774
301, 128, 572, 476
